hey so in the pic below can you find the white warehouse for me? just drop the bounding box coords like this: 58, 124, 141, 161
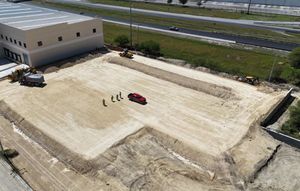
0, 1, 104, 67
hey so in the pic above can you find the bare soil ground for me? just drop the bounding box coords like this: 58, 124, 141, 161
0, 52, 297, 190
247, 145, 300, 191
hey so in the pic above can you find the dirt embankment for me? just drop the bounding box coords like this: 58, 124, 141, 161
93, 127, 237, 191
0, 100, 236, 190
0, 100, 98, 175
108, 57, 236, 100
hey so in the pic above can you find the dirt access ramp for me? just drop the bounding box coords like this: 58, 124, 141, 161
0, 53, 289, 190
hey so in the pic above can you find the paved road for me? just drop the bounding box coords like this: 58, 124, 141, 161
104, 18, 300, 51
133, 0, 300, 16
28, 2, 300, 50
51, 0, 300, 33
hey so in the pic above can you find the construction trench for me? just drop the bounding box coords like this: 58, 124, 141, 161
0, 52, 299, 190
260, 88, 300, 149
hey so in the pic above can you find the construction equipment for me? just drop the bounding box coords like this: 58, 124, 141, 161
236, 76, 260, 86
119, 49, 133, 59
2, 149, 19, 158
19, 72, 45, 87
8, 67, 36, 82
8, 67, 44, 87
0, 140, 18, 159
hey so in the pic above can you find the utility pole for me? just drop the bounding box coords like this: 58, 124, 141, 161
268, 55, 277, 82
0, 139, 3, 154
137, 24, 139, 45
130, 0, 133, 48
247, 0, 252, 14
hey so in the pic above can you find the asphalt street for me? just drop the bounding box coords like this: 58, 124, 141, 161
27, 1, 300, 51
51, 0, 300, 33
104, 18, 300, 51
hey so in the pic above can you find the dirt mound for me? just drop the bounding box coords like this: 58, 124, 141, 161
247, 145, 300, 191
108, 57, 236, 100
94, 127, 236, 191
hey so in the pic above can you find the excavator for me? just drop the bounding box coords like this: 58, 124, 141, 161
8, 67, 36, 82
119, 49, 133, 59
8, 67, 45, 87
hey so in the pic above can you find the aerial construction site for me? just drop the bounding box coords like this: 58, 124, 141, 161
0, 51, 299, 190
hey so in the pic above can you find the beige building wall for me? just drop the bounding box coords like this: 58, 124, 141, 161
0, 18, 103, 67
0, 24, 27, 62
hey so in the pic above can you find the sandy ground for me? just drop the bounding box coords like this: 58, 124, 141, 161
0, 53, 285, 161
0, 52, 294, 190
0, 116, 124, 191
248, 145, 300, 191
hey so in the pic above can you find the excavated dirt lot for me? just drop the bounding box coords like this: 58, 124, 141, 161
0, 52, 297, 190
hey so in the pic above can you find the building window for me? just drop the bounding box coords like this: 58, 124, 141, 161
37, 41, 43, 47
19, 41, 22, 46
58, 36, 63, 41
5, 36, 8, 41
23, 43, 27, 48
10, 38, 12, 43
0, 35, 3, 39
14, 39, 17, 44
76, 32, 80, 37
93, 28, 96, 33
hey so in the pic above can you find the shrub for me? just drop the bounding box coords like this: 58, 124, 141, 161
138, 41, 161, 56
281, 101, 300, 139
114, 35, 129, 47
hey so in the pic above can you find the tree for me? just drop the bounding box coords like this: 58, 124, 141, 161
139, 41, 161, 56
167, 0, 172, 4
114, 35, 129, 47
289, 47, 300, 69
179, 0, 188, 6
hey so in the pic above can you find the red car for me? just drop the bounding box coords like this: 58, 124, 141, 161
128, 93, 147, 105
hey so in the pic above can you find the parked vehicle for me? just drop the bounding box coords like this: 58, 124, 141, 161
128, 93, 147, 105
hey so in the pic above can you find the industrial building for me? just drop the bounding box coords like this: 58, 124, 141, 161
0, 1, 103, 67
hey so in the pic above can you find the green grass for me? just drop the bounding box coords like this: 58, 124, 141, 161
32, 1, 300, 44
104, 22, 289, 80
89, 0, 300, 21
281, 100, 300, 140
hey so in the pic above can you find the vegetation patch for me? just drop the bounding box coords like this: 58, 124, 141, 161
281, 100, 300, 139
104, 23, 291, 81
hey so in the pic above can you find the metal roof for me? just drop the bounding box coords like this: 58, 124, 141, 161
0, 1, 94, 30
